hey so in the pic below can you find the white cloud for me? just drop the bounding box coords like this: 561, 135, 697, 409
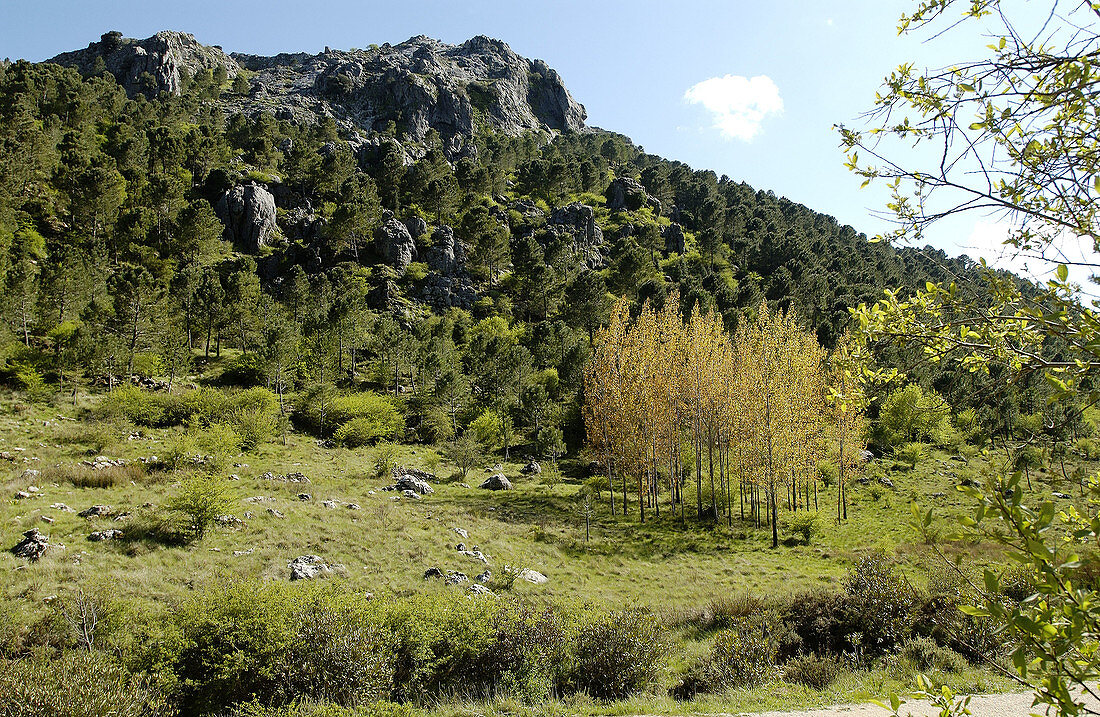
683, 74, 783, 141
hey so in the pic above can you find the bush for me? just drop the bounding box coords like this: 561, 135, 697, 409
876, 384, 952, 448
232, 405, 279, 450
295, 390, 403, 439
894, 442, 928, 469
219, 353, 265, 387
468, 409, 502, 450
782, 653, 843, 689
166, 476, 234, 541
372, 443, 399, 479
282, 595, 396, 705
0, 650, 173, 717
780, 590, 857, 659
897, 636, 967, 674
146, 581, 297, 715
131, 352, 164, 379
572, 608, 663, 699
101, 385, 171, 426
335, 416, 394, 447
782, 511, 818, 545
845, 553, 916, 657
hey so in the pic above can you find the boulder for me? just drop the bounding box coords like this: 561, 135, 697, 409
468, 584, 494, 596
520, 569, 548, 585
216, 183, 278, 252
266, 507, 286, 518
444, 571, 469, 585
375, 218, 416, 276
479, 473, 513, 491
78, 505, 112, 518
521, 460, 541, 475
289, 555, 331, 581
454, 527, 469, 539
548, 202, 604, 267
475, 569, 492, 584
393, 472, 431, 494
402, 489, 422, 500
423, 567, 445, 579
405, 216, 428, 240
11, 529, 50, 560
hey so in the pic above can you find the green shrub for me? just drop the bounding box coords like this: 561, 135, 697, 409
779, 590, 856, 659
335, 416, 394, 447
818, 462, 838, 487
571, 608, 663, 699
709, 618, 777, 688
231, 405, 279, 450
166, 476, 234, 541
897, 636, 967, 674
894, 442, 928, 469
147, 581, 297, 716
0, 650, 174, 717
295, 390, 403, 439
101, 385, 171, 426
845, 553, 916, 657
468, 409, 502, 450
372, 443, 399, 479
219, 353, 265, 387
782, 511, 818, 545
282, 595, 396, 705
131, 352, 164, 379
876, 384, 952, 448
782, 653, 843, 689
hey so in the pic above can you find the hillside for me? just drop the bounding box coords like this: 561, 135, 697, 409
0, 28, 1068, 717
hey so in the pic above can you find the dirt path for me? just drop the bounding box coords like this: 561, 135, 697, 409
734, 691, 1098, 717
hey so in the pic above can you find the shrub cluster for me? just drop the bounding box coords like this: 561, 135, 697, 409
101, 386, 281, 450
125, 583, 665, 715
294, 388, 403, 443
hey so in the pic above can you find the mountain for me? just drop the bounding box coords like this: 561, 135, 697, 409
49, 31, 587, 155
0, 30, 1017, 442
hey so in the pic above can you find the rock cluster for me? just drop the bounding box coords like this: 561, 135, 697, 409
289, 555, 331, 580
259, 471, 311, 483
49, 30, 241, 97
11, 529, 51, 560
606, 177, 660, 214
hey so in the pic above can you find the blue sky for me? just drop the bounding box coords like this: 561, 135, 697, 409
0, 0, 1057, 280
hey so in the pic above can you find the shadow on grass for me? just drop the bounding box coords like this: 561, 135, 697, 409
115, 510, 190, 549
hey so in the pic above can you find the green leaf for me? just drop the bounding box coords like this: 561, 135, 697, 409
1057, 264, 1069, 282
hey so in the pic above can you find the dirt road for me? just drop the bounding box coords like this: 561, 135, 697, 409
737, 691, 1097, 717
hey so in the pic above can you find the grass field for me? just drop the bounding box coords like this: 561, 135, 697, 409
2, 381, 1089, 715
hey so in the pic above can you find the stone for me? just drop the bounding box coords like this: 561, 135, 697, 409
375, 218, 416, 276
444, 571, 469, 585
297, 493, 312, 501
88, 529, 123, 542
423, 567, 444, 579
878, 477, 895, 489
1054, 492, 1072, 499
266, 507, 286, 518
11, 529, 50, 560
233, 548, 254, 556
346, 503, 361, 510
520, 569, 548, 585
521, 460, 541, 475
606, 176, 659, 213
454, 527, 469, 539
393, 472, 434, 495
456, 542, 467, 552
548, 202, 604, 268
41, 516, 54, 524
289, 555, 331, 581
50, 503, 74, 512
14, 491, 33, 500
216, 183, 278, 252
468, 584, 494, 596
402, 489, 422, 500
215, 515, 244, 527
321, 500, 341, 509
78, 505, 112, 518
479, 473, 512, 491
21, 469, 40, 480
476, 569, 492, 583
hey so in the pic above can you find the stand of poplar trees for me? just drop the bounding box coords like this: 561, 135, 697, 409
585, 297, 859, 547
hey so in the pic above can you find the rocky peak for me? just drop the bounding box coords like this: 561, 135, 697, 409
49, 30, 240, 97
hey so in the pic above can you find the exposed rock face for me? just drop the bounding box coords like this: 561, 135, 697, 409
606, 177, 660, 214
55, 32, 587, 153
548, 202, 605, 268
88, 529, 123, 542
375, 218, 416, 275
50, 31, 240, 97
216, 183, 278, 252
479, 473, 513, 491
662, 223, 686, 255
11, 529, 50, 560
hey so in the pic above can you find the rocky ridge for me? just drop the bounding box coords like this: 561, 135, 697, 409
49, 31, 587, 151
